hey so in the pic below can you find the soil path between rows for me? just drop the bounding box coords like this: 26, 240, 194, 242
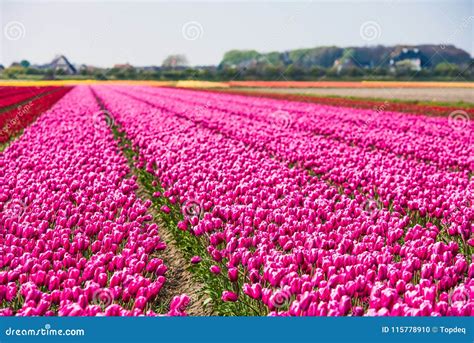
140, 189, 211, 316
91, 87, 211, 316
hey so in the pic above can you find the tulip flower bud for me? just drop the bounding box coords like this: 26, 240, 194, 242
160, 205, 171, 214
228, 268, 238, 282
221, 291, 238, 302
210, 265, 221, 274
190, 256, 201, 264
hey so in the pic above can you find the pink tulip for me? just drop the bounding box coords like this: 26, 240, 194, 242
221, 291, 238, 302
190, 256, 202, 264
228, 268, 238, 282
210, 265, 221, 274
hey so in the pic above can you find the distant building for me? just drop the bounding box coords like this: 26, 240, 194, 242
33, 55, 77, 74
233, 59, 258, 70
137, 66, 161, 72
49, 55, 77, 74
390, 48, 429, 71
194, 65, 217, 72
281, 51, 292, 66
78, 64, 100, 73
333, 58, 358, 73
113, 63, 134, 70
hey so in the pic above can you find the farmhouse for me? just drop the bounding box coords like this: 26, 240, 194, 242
333, 58, 359, 73
390, 48, 429, 71
33, 55, 77, 75
50, 55, 77, 74
113, 63, 134, 70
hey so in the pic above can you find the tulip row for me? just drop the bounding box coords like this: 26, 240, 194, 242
0, 87, 59, 110
92, 85, 472, 316
0, 86, 188, 316
198, 87, 474, 118
0, 87, 72, 145
112, 86, 473, 249
137, 86, 473, 171
0, 87, 40, 100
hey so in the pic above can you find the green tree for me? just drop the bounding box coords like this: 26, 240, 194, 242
286, 66, 305, 80
20, 60, 30, 68
309, 66, 326, 79
220, 50, 260, 67
162, 55, 189, 68
434, 62, 460, 77
4, 66, 25, 78
25, 67, 42, 75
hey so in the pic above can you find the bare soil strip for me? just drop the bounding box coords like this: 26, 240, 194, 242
235, 87, 474, 104
136, 187, 211, 316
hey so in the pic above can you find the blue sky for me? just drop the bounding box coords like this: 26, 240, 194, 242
1, 0, 472, 67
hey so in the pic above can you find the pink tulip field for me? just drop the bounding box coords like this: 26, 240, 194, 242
0, 85, 472, 317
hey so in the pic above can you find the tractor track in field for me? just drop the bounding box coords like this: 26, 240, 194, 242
135, 186, 211, 316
